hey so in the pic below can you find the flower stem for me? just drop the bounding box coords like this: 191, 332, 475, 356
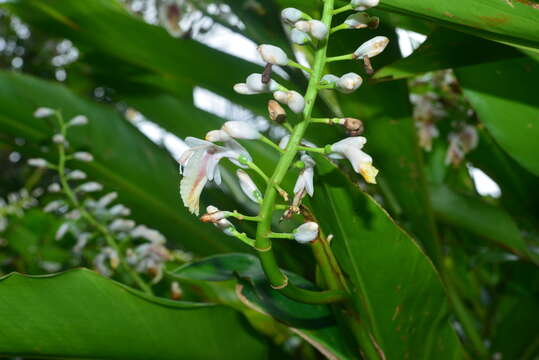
326, 53, 355, 63
297, 145, 328, 154
246, 161, 289, 201
54, 112, 152, 295
266, 232, 294, 240
227, 211, 261, 222
288, 60, 313, 74
330, 23, 349, 34
260, 135, 284, 153
333, 4, 352, 15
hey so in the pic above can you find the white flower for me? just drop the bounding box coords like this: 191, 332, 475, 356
308, 20, 328, 40
344, 12, 376, 29
321, 74, 339, 86
109, 219, 136, 232
281, 7, 302, 23
222, 121, 261, 140
293, 222, 319, 243
294, 154, 315, 197
47, 183, 61, 193
237, 169, 263, 203
273, 90, 305, 113
330, 137, 378, 184
67, 170, 87, 180
68, 115, 88, 126
290, 28, 311, 45
73, 152, 94, 162
131, 225, 166, 244
258, 44, 288, 66
354, 36, 389, 59
180, 137, 251, 215
27, 158, 48, 168
44, 200, 63, 213
78, 182, 103, 193
55, 222, 70, 241
337, 73, 363, 93
295, 20, 327, 40
34, 107, 55, 118
351, 0, 379, 10
97, 192, 118, 207
52, 134, 66, 145
109, 203, 131, 216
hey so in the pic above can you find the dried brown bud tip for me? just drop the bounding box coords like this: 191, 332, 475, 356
262, 63, 273, 84
268, 100, 287, 123
368, 18, 380, 29
363, 56, 374, 75
344, 117, 364, 136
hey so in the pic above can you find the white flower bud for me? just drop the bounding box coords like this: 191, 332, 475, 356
321, 74, 339, 86
273, 90, 305, 113
246, 73, 279, 93
55, 222, 70, 241
34, 107, 55, 118
281, 7, 302, 23
78, 182, 103, 193
233, 83, 258, 95
44, 200, 63, 213
47, 183, 61, 193
201, 205, 228, 223
68, 115, 88, 126
308, 20, 328, 40
131, 225, 166, 244
109, 219, 136, 232
97, 192, 118, 207
67, 170, 87, 180
27, 158, 48, 168
222, 121, 261, 140
293, 222, 319, 243
344, 12, 376, 29
290, 28, 311, 45
206, 129, 232, 142
73, 152, 94, 162
65, 209, 81, 220
337, 73, 363, 93
351, 0, 379, 10
109, 203, 131, 216
295, 20, 310, 33
279, 134, 291, 150
52, 134, 66, 145
258, 44, 288, 66
354, 36, 389, 59
237, 169, 263, 203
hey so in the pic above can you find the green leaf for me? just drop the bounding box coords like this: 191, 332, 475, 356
456, 57, 539, 176
430, 185, 536, 262
310, 156, 463, 360
0, 71, 240, 255
0, 268, 267, 359
375, 28, 522, 81
171, 253, 355, 359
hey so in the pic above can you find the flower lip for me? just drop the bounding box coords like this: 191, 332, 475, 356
330, 137, 378, 184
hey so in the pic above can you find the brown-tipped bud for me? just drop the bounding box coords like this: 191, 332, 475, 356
368, 17, 380, 30
343, 118, 364, 136
268, 100, 287, 124
200, 205, 226, 223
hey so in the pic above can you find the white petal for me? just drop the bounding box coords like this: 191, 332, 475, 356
180, 149, 210, 215
237, 169, 262, 203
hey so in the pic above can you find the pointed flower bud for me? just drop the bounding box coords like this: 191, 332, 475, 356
109, 219, 136, 232
73, 152, 94, 162
47, 183, 61, 193
336, 73, 363, 93
233, 83, 258, 95
34, 107, 55, 118
258, 44, 288, 66
109, 203, 131, 216
281, 7, 303, 23
55, 222, 70, 241
290, 28, 311, 45
354, 36, 389, 59
330, 137, 378, 184
67, 170, 87, 180
273, 90, 305, 114
68, 115, 88, 127
343, 118, 364, 136
293, 222, 319, 244
351, 0, 380, 10
308, 20, 328, 40
205, 206, 235, 236
27, 158, 48, 168
44, 200, 63, 213
344, 12, 378, 29
52, 134, 67, 145
78, 182, 103, 193
268, 100, 287, 123
237, 169, 263, 203
222, 121, 261, 140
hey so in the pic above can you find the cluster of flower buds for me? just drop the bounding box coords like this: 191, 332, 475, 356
0, 188, 40, 234
446, 124, 478, 167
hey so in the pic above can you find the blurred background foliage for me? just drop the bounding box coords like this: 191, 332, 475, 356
0, 0, 538, 359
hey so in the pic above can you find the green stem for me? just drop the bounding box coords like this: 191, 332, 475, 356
311, 117, 341, 125
297, 145, 328, 154
333, 4, 352, 15
55, 113, 152, 295
227, 211, 261, 222
260, 135, 284, 153
266, 232, 294, 240
230, 230, 255, 247
330, 23, 349, 34
246, 161, 289, 200
288, 60, 313, 74
326, 53, 354, 63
